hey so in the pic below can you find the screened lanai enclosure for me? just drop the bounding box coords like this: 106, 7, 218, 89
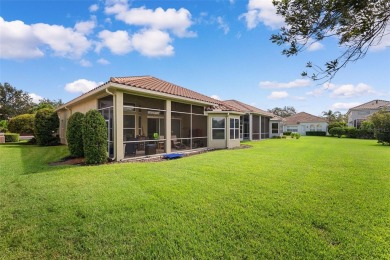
239, 114, 270, 140
98, 94, 208, 159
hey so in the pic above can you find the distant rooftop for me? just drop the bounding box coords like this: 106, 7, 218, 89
284, 112, 327, 125
348, 100, 390, 111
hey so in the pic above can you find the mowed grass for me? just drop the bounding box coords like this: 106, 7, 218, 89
0, 137, 389, 259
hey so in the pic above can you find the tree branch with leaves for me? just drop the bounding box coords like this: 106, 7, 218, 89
271, 0, 390, 81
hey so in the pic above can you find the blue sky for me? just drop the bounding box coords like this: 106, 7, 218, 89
1, 0, 389, 116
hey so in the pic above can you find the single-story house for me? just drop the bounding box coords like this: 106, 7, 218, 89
222, 100, 282, 139
282, 112, 328, 135
57, 76, 266, 161
347, 99, 390, 128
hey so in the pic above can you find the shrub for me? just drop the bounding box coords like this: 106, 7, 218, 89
305, 131, 327, 136
290, 132, 301, 139
344, 127, 358, 138
357, 128, 375, 139
370, 109, 390, 145
328, 122, 347, 132
34, 108, 60, 146
66, 112, 85, 157
8, 114, 35, 135
83, 110, 108, 164
4, 133, 19, 142
329, 127, 345, 138
283, 131, 292, 136
0, 120, 8, 132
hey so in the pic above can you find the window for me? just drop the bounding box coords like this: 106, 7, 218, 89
123, 114, 135, 141
310, 124, 315, 131
286, 127, 298, 132
212, 117, 225, 139
230, 118, 239, 139
317, 124, 322, 131
271, 123, 279, 134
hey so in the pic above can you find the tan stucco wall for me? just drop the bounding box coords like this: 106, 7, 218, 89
208, 113, 241, 149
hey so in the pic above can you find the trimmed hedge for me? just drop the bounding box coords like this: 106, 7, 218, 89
83, 110, 107, 164
4, 133, 20, 142
8, 114, 35, 135
34, 108, 60, 146
66, 112, 85, 157
329, 127, 345, 138
283, 131, 292, 136
306, 131, 327, 136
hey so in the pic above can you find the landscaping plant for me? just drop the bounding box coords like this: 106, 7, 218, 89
66, 112, 85, 157
34, 108, 60, 146
83, 109, 108, 164
8, 113, 35, 135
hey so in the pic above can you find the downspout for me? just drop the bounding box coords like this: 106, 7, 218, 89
105, 88, 116, 161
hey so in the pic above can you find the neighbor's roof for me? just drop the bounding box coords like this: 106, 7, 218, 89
347, 100, 390, 111
223, 99, 274, 117
284, 112, 327, 125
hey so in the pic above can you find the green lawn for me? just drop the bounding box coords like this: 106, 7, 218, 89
0, 137, 389, 258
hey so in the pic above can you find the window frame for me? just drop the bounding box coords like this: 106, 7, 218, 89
230, 118, 240, 140
212, 117, 226, 140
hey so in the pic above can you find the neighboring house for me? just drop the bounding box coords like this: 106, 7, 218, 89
283, 112, 328, 135
57, 76, 246, 161
347, 99, 390, 128
222, 100, 281, 139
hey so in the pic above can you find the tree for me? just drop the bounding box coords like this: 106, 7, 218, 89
268, 106, 296, 118
66, 112, 85, 157
28, 98, 63, 113
34, 108, 60, 146
83, 110, 107, 164
370, 109, 390, 145
271, 0, 390, 81
8, 114, 35, 135
322, 110, 341, 122
0, 83, 34, 120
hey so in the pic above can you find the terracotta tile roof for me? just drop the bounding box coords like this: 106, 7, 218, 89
110, 76, 222, 105
348, 100, 390, 111
223, 99, 274, 117
284, 112, 327, 125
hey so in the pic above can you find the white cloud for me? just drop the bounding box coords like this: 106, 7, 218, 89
331, 102, 361, 111
307, 41, 324, 51
132, 29, 174, 57
217, 16, 229, 35
32, 23, 91, 58
211, 95, 221, 100
74, 19, 96, 35
293, 96, 306, 101
267, 91, 289, 99
97, 58, 110, 65
64, 79, 103, 93
96, 30, 132, 55
0, 17, 44, 59
306, 83, 336, 97
29, 93, 43, 103
105, 2, 196, 37
330, 83, 375, 98
89, 4, 99, 12
0, 17, 92, 60
79, 59, 92, 67
229, 0, 235, 4
240, 0, 284, 30
260, 79, 311, 89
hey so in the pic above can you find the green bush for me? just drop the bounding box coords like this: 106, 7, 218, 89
0, 120, 8, 132
8, 114, 35, 134
4, 133, 19, 142
283, 131, 292, 136
66, 112, 85, 157
370, 109, 390, 145
305, 131, 327, 136
290, 132, 301, 139
83, 110, 108, 164
34, 108, 60, 146
328, 122, 347, 132
329, 127, 345, 138
344, 127, 358, 138
357, 128, 375, 139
